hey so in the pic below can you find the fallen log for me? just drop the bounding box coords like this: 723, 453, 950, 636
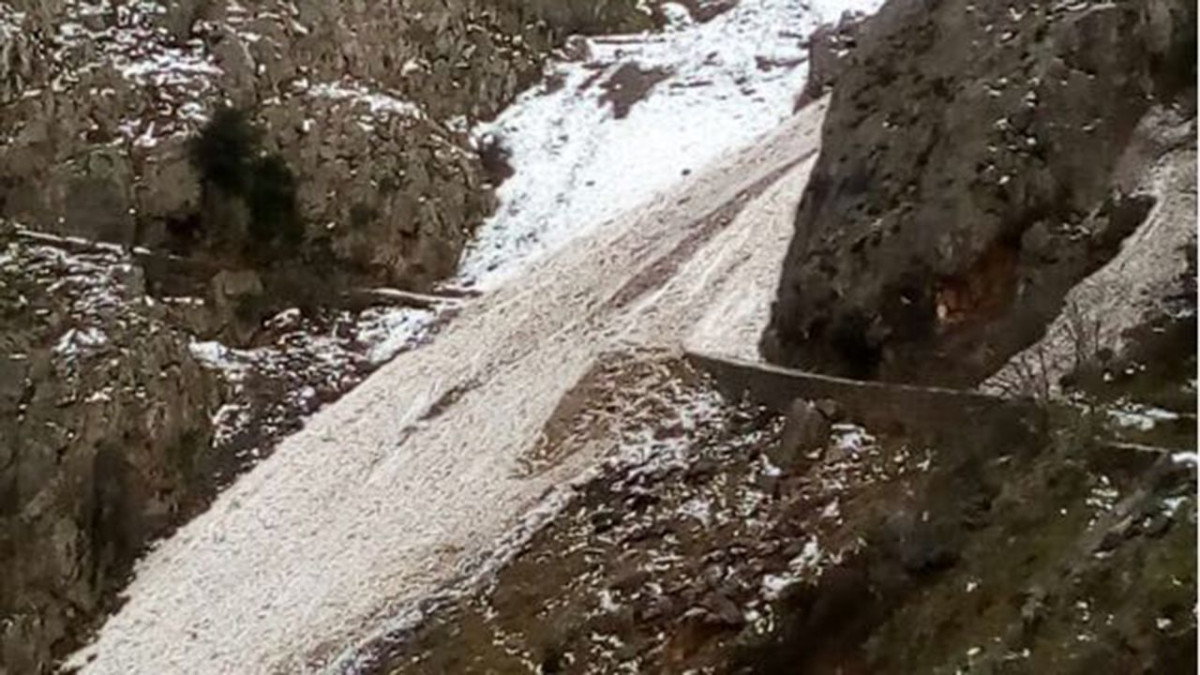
343, 287, 468, 311
11, 227, 475, 312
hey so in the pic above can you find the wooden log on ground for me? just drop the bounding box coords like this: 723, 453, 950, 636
343, 287, 467, 311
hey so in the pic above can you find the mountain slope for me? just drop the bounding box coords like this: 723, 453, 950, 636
67, 100, 830, 675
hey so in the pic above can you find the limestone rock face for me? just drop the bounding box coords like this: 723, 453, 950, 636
0, 226, 221, 672
0, 0, 651, 290
764, 0, 1196, 385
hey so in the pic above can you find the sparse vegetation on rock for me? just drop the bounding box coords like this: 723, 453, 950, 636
188, 107, 303, 259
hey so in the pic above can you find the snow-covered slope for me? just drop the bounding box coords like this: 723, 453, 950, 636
69, 97, 830, 675
68, 1, 884, 671
456, 0, 881, 288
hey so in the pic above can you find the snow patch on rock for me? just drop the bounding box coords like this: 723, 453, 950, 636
456, 0, 883, 289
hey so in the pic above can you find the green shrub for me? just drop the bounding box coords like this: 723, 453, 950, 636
246, 155, 302, 251
189, 107, 259, 195
189, 107, 304, 256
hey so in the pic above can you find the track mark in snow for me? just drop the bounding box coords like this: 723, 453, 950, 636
605, 152, 814, 315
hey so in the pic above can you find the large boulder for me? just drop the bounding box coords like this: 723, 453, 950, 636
767, 398, 831, 471
763, 0, 1196, 386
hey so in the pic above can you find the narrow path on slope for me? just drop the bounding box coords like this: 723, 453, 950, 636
68, 101, 829, 675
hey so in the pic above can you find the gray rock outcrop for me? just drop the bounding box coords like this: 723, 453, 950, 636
767, 398, 831, 471
793, 9, 866, 111
764, 0, 1196, 386
0, 226, 221, 672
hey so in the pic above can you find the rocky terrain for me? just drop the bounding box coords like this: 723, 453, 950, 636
0, 222, 458, 672
0, 0, 1194, 673
361, 356, 1196, 675
0, 0, 656, 291
763, 0, 1196, 386
0, 224, 220, 672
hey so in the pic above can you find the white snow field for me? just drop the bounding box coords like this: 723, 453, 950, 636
456, 0, 880, 289
70, 0, 886, 671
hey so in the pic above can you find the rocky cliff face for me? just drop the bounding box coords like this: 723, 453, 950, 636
0, 225, 220, 673
0, 0, 650, 290
763, 0, 1196, 385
